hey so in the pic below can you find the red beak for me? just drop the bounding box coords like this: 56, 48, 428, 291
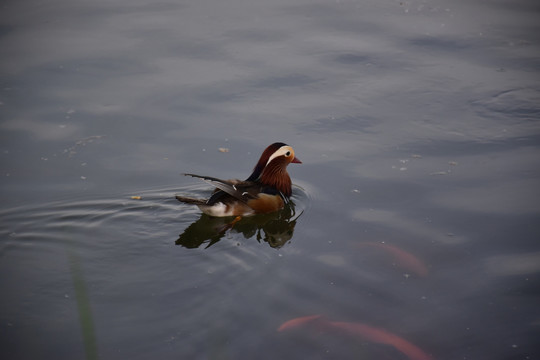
292, 156, 302, 164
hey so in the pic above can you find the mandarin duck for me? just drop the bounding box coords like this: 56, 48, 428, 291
176, 142, 301, 218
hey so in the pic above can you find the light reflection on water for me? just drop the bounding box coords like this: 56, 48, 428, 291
0, 184, 314, 359
2, 176, 537, 359
1, 0, 540, 359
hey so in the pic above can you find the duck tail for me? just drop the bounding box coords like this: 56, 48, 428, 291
175, 196, 207, 205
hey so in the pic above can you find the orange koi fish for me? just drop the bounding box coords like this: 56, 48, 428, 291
278, 315, 433, 360
357, 242, 429, 277
277, 314, 323, 331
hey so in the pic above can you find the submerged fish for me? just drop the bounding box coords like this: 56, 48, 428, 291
278, 315, 433, 360
357, 242, 429, 277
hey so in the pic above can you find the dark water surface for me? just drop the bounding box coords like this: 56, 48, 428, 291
1, 0, 540, 359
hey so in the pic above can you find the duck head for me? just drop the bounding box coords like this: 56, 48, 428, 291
246, 142, 301, 197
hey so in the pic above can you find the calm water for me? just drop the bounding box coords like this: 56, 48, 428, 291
1, 0, 540, 359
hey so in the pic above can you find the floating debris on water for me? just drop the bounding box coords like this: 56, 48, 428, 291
218, 147, 229, 153
429, 171, 449, 176
131, 196, 142, 200
64, 135, 105, 157
392, 165, 408, 171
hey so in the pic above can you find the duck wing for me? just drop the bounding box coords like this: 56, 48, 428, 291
183, 173, 259, 204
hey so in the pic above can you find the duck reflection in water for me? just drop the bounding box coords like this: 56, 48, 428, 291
176, 202, 301, 249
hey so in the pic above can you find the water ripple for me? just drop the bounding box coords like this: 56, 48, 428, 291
0, 183, 312, 256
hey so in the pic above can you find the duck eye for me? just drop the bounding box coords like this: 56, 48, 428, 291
285, 151, 291, 157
